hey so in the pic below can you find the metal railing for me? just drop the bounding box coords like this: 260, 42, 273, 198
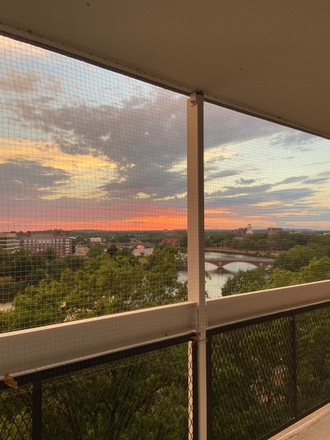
2, 281, 330, 439
0, 334, 197, 440
207, 301, 330, 440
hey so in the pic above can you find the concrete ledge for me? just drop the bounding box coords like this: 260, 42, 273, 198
271, 404, 330, 440
0, 301, 197, 379
207, 280, 330, 328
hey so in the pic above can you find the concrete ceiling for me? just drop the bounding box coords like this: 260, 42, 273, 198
1, 0, 330, 138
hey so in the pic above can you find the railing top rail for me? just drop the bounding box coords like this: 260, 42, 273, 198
207, 298, 330, 337
0, 331, 196, 389
2, 281, 330, 382
0, 301, 197, 380
207, 280, 330, 332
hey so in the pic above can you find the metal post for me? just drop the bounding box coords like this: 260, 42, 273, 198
32, 379, 42, 440
290, 315, 298, 420
206, 338, 213, 440
192, 339, 199, 439
187, 92, 207, 440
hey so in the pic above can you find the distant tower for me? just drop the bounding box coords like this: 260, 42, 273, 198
246, 224, 253, 235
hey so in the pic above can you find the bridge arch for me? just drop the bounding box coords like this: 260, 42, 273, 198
204, 257, 274, 270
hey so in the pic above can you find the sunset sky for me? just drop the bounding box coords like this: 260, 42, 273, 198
0, 35, 330, 232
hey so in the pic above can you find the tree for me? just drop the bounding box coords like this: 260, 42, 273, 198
39, 344, 190, 440
275, 245, 316, 272
0, 246, 190, 439
221, 267, 270, 296
267, 268, 299, 288
0, 246, 188, 331
211, 318, 293, 440
298, 256, 330, 284
106, 244, 118, 258
41, 247, 57, 262
87, 244, 104, 258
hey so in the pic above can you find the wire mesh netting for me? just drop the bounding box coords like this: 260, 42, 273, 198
203, 102, 330, 300
296, 306, 330, 414
0, 383, 33, 439
0, 34, 188, 332
208, 303, 330, 440
1, 29, 330, 440
0, 340, 194, 440
209, 320, 291, 439
209, 317, 294, 440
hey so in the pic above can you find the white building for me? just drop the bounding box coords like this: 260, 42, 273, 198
246, 224, 253, 235
0, 232, 21, 253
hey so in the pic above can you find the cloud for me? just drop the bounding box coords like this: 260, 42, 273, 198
0, 69, 39, 94
0, 159, 70, 199
0, 35, 49, 58
0, 137, 119, 201
235, 178, 257, 185
317, 171, 330, 178
279, 176, 308, 184
205, 169, 240, 180
267, 187, 314, 200
204, 103, 283, 149
1, 43, 329, 231
6, 91, 188, 206
0, 69, 62, 95
205, 183, 316, 218
303, 177, 329, 184
207, 183, 273, 198
269, 131, 317, 150
7, 75, 318, 213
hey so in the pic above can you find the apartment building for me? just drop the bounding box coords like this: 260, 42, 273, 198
19, 232, 72, 257
0, 232, 21, 253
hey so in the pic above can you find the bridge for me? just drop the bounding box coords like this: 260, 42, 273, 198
204, 257, 274, 270
180, 256, 274, 271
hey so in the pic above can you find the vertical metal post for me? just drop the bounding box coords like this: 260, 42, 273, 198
187, 92, 207, 440
32, 379, 42, 440
192, 339, 199, 440
206, 338, 213, 440
290, 315, 298, 420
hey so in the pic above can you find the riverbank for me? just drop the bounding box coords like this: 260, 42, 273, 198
205, 247, 279, 258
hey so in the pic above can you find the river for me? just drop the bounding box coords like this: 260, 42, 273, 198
0, 249, 257, 311
133, 248, 257, 299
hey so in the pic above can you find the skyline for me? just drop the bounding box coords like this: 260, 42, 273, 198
0, 35, 330, 231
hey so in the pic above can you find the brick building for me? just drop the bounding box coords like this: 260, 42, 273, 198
19, 232, 72, 257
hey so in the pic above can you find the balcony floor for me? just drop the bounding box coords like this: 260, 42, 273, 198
271, 404, 330, 440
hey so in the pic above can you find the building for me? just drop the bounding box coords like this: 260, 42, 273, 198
75, 244, 89, 257
19, 232, 72, 257
90, 237, 102, 244
246, 224, 253, 235
0, 232, 21, 253
160, 238, 180, 246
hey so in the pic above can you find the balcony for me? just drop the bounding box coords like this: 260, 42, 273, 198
1, 3, 330, 439
1, 281, 330, 439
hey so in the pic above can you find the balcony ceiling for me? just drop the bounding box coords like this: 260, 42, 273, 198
0, 1, 330, 138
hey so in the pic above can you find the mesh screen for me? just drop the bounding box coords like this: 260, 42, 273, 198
209, 318, 294, 440
0, 385, 32, 439
0, 35, 188, 330
1, 341, 193, 440
297, 307, 330, 414
208, 303, 330, 440
1, 31, 330, 440
204, 103, 330, 299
